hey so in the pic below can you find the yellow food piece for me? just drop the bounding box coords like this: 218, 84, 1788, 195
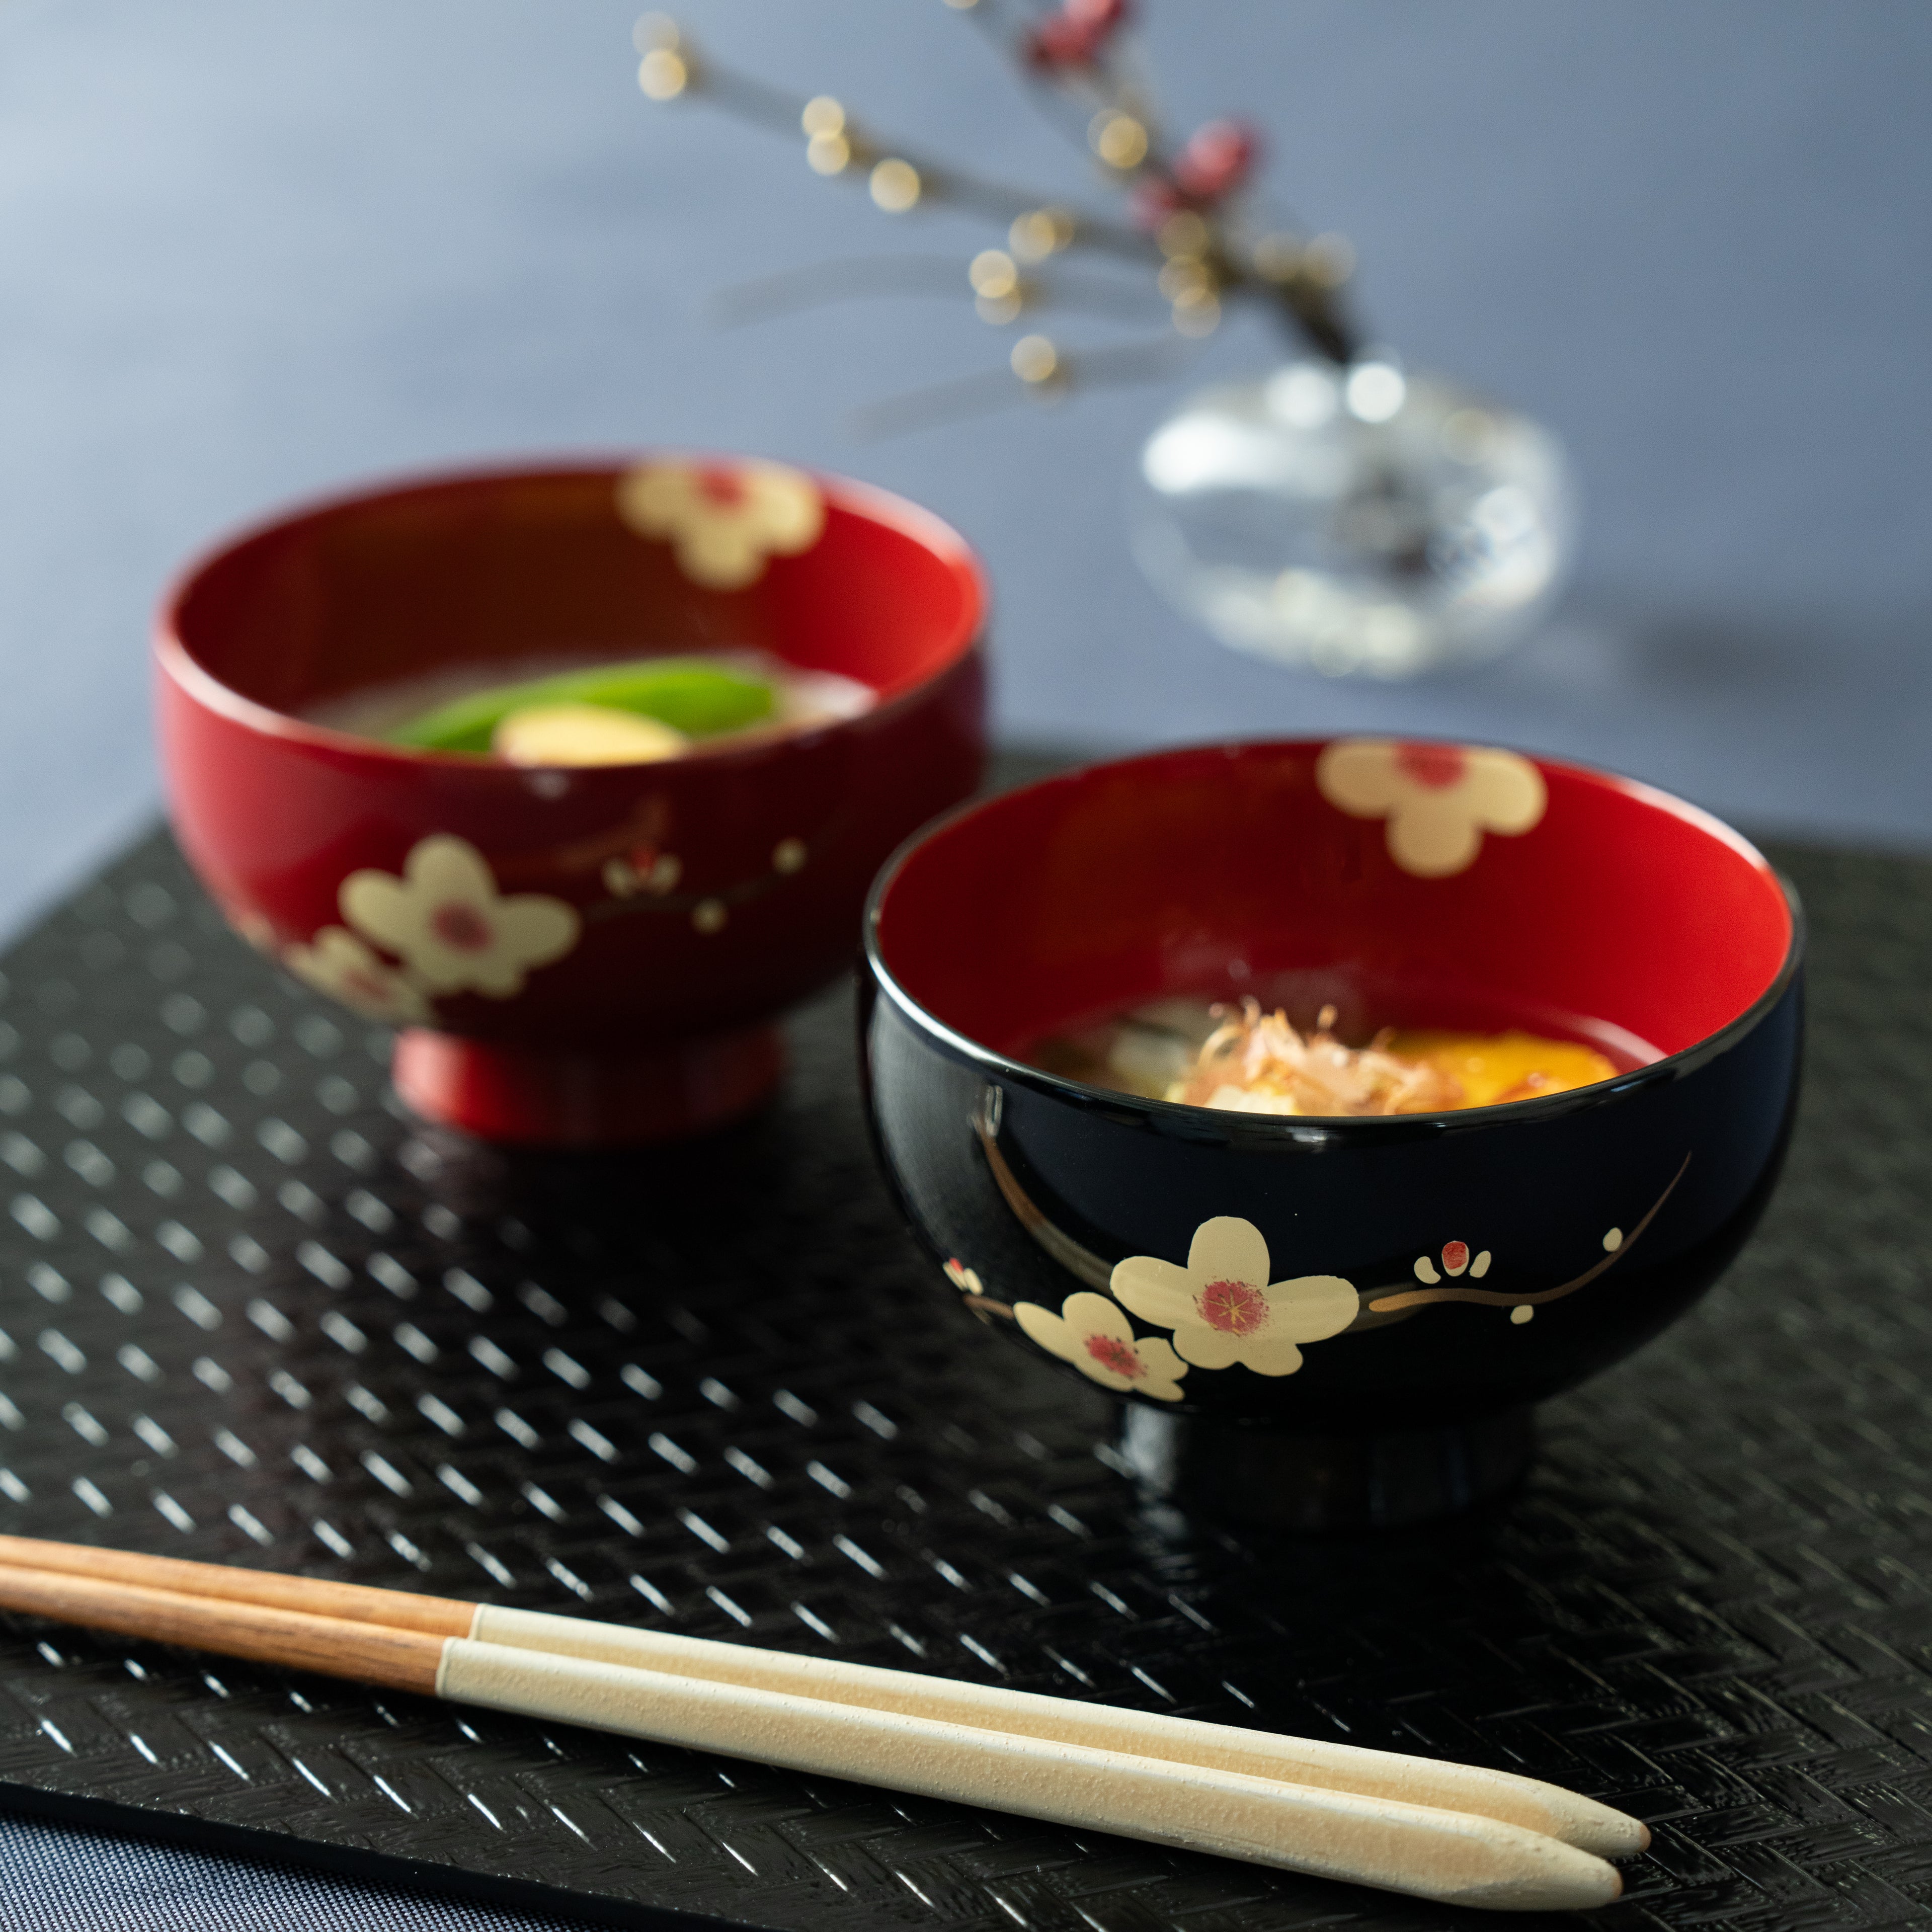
492, 702, 688, 767
1383, 1029, 1618, 1108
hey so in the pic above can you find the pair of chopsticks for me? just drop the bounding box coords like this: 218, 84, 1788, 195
0, 1534, 1643, 1910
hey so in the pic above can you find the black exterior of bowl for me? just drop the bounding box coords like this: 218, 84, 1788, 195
859, 896, 1804, 1528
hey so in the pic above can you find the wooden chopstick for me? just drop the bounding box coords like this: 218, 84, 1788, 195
0, 1556, 1622, 1910
0, 1536, 471, 1636
0, 1560, 444, 1689
0, 1535, 1645, 1861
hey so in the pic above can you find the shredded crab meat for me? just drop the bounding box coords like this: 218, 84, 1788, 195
1167, 999, 1464, 1117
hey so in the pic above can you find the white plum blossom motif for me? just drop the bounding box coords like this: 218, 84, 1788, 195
1014, 1291, 1188, 1401
615, 459, 826, 591
1110, 1216, 1357, 1376
1316, 738, 1546, 878
340, 835, 579, 999
282, 926, 432, 1025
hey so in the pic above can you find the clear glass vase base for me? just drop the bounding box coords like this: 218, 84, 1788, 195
1133, 360, 1576, 679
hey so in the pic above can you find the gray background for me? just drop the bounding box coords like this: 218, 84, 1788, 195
0, 0, 1927, 942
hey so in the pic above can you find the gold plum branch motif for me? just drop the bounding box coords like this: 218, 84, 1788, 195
955, 1099, 1691, 1395
588, 825, 822, 940
1362, 1153, 1689, 1320
275, 821, 831, 1023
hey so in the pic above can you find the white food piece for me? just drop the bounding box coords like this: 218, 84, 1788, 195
492, 702, 688, 766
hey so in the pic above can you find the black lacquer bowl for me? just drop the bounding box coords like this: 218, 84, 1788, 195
860, 739, 1804, 1528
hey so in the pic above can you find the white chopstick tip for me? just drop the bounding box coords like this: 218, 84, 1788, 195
1565, 1799, 1651, 1859
1454, 1839, 1622, 1913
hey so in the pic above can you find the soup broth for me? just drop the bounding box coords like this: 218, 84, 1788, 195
1027, 996, 1620, 1117
307, 649, 874, 764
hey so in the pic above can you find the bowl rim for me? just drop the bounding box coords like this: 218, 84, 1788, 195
152, 452, 989, 772
864, 737, 1806, 1138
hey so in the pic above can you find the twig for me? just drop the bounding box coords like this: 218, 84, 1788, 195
676, 37, 1149, 253
711, 255, 1169, 329
632, 3, 1364, 403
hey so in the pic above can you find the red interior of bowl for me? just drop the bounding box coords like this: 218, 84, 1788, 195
876, 742, 1794, 1069
165, 464, 983, 720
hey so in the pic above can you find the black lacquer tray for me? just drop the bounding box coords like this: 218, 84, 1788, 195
0, 820, 1929, 1932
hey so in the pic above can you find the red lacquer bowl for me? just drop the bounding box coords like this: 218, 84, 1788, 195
156, 458, 987, 1145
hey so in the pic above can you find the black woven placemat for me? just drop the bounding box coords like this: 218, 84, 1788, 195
0, 815, 1926, 1932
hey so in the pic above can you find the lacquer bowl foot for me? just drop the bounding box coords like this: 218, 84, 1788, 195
392, 1022, 784, 1147
1118, 1404, 1535, 1531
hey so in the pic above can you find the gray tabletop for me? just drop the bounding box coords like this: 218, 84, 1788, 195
0, 3, 1925, 1923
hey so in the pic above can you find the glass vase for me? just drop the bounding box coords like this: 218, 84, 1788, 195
1132, 356, 1576, 678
